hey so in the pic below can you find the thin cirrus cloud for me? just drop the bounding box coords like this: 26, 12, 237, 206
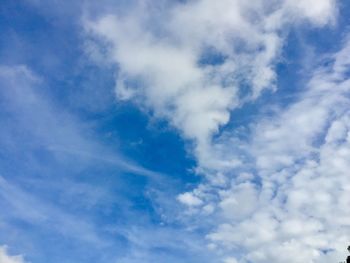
0, 65, 116, 260
0, 65, 160, 179
0, 64, 174, 262
84, 0, 350, 262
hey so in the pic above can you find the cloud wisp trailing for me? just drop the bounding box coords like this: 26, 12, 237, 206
0, 64, 174, 262
0, 65, 161, 179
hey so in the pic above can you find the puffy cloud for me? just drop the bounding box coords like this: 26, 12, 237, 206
84, 0, 346, 262
205, 37, 350, 262
0, 246, 25, 263
219, 182, 258, 221
177, 192, 203, 207
85, 0, 337, 172
285, 0, 337, 26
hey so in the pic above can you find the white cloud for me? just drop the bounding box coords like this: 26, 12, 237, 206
205, 37, 350, 262
0, 246, 25, 263
285, 0, 337, 26
84, 0, 348, 262
177, 192, 203, 207
85, 0, 337, 172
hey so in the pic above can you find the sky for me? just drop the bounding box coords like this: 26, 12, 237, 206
0, 0, 350, 262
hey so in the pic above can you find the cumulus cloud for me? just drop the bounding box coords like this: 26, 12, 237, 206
204, 37, 350, 262
0, 246, 25, 263
84, 0, 348, 262
85, 0, 337, 172
177, 192, 203, 207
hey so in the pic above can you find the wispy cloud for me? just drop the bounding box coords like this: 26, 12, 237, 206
0, 65, 160, 178
0, 65, 175, 262
0, 176, 105, 246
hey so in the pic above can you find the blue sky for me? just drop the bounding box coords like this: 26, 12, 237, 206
1, 1, 350, 263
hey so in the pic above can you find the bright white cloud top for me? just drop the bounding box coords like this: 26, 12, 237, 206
0, 246, 25, 263
206, 37, 350, 263
85, 0, 350, 262
86, 0, 337, 171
